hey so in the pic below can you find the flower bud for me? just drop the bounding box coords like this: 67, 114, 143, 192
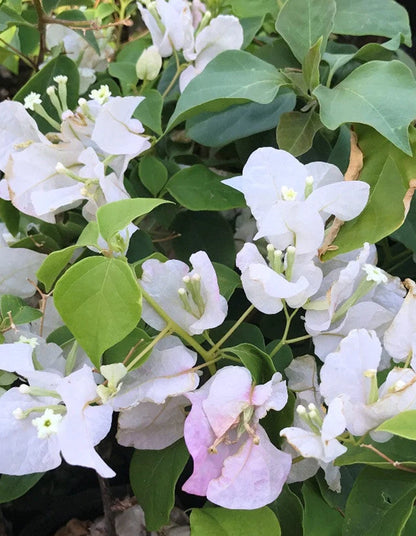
136, 46, 162, 81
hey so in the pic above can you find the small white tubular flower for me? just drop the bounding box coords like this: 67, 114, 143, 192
384, 279, 416, 364
320, 329, 416, 439
137, 0, 195, 57
179, 15, 244, 91
140, 251, 227, 335
362, 264, 388, 284
236, 243, 322, 314
32, 408, 63, 439
23, 92, 42, 111
223, 148, 369, 257
53, 75, 68, 84
89, 84, 112, 105
136, 45, 163, 80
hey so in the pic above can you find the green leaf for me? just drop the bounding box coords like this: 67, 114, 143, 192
211, 321, 265, 351
37, 246, 80, 292
392, 195, 416, 252
139, 156, 168, 196
190, 506, 281, 535
212, 262, 241, 301
108, 61, 138, 86
172, 211, 235, 267
240, 16, 264, 49
302, 480, 344, 535
268, 485, 303, 536
186, 90, 296, 147
314, 61, 416, 154
275, 0, 336, 63
402, 508, 416, 535
14, 56, 79, 133
343, 467, 416, 535
224, 343, 276, 384
277, 109, 322, 156
230, 0, 279, 18
325, 125, 416, 258
255, 37, 300, 70
0, 5, 31, 31
130, 440, 189, 531
134, 89, 163, 135
103, 327, 151, 367
53, 257, 142, 367
0, 199, 19, 235
167, 50, 287, 131
0, 473, 43, 503
333, 0, 411, 47
167, 165, 245, 211
303, 37, 322, 91
376, 410, 416, 440
0, 295, 42, 326
97, 198, 170, 243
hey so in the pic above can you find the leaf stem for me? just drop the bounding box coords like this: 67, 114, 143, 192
126, 325, 172, 371
207, 304, 255, 358
269, 304, 299, 358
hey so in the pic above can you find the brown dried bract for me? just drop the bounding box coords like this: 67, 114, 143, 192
344, 130, 363, 182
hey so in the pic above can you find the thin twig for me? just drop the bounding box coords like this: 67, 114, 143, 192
360, 443, 416, 473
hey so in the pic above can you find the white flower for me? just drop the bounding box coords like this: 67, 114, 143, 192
179, 15, 244, 91
0, 366, 114, 477
320, 329, 416, 440
223, 148, 370, 256
0, 245, 47, 298
140, 251, 227, 335
89, 84, 112, 105
236, 242, 322, 313
0, 100, 47, 172
384, 279, 416, 365
23, 92, 42, 111
137, 0, 195, 58
113, 336, 200, 449
32, 408, 63, 439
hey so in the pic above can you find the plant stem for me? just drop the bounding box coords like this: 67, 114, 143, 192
33, 0, 46, 67
207, 304, 255, 358
269, 304, 299, 358
284, 334, 312, 344
126, 325, 172, 370
97, 475, 117, 536
0, 37, 37, 70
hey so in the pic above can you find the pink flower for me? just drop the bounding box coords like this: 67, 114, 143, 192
182, 366, 291, 509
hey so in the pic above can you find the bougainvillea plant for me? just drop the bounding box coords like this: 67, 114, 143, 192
1, 0, 416, 534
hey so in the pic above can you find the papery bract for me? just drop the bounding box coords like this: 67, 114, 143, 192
182, 366, 291, 509
140, 251, 227, 335
223, 148, 369, 256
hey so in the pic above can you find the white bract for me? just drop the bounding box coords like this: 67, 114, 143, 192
304, 243, 404, 361
223, 148, 370, 256
137, 0, 195, 58
179, 15, 244, 91
0, 365, 114, 477
384, 278, 416, 365
236, 242, 322, 313
320, 329, 416, 440
140, 251, 227, 335
108, 337, 200, 449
